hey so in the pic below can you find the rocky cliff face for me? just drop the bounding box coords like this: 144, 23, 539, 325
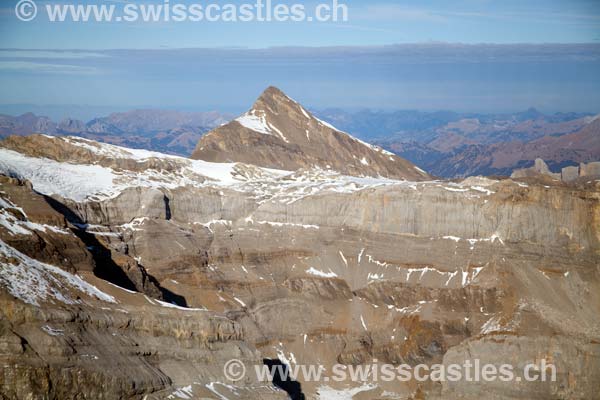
1, 134, 599, 399
192, 87, 430, 181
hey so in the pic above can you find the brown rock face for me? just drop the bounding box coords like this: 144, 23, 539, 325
192, 87, 430, 180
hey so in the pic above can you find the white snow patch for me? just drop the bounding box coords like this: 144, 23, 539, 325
0, 149, 116, 202
318, 383, 377, 400
0, 211, 31, 235
366, 254, 388, 268
118, 217, 148, 232
156, 299, 207, 311
0, 139, 257, 201
300, 106, 311, 119
236, 110, 272, 135
442, 186, 469, 192
306, 267, 338, 278
442, 236, 461, 242
42, 325, 64, 336
339, 251, 348, 267
471, 186, 495, 195
236, 109, 289, 142
360, 315, 368, 331
254, 220, 319, 229
233, 296, 246, 307
205, 382, 237, 400
276, 347, 297, 366
480, 316, 503, 335
169, 385, 193, 399
0, 206, 70, 236
367, 272, 384, 282
105, 281, 137, 294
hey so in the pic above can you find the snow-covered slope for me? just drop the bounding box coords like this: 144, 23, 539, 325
0, 134, 428, 203
0, 239, 115, 306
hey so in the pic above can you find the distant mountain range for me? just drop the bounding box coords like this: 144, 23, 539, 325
2, 105, 598, 178
313, 108, 599, 177
0, 109, 233, 156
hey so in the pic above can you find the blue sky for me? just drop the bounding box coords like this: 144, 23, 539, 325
1, 0, 600, 48
1, 0, 599, 116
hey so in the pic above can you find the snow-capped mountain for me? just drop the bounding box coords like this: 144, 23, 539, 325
192, 87, 430, 181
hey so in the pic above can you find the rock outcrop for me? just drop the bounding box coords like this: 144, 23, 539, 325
511, 158, 600, 183
510, 158, 561, 180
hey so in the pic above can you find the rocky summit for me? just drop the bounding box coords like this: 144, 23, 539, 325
192, 87, 430, 181
0, 106, 599, 399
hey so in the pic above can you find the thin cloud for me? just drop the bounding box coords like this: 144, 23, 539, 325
0, 61, 99, 74
354, 5, 448, 23
323, 24, 402, 35
0, 50, 107, 59
351, 3, 600, 26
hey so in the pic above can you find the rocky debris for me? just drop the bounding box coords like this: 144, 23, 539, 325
192, 87, 431, 181
1, 136, 599, 399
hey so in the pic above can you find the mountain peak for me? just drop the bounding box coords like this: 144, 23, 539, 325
192, 87, 431, 181
251, 86, 300, 115
259, 85, 287, 99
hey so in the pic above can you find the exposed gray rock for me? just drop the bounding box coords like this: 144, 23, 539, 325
514, 159, 600, 183
580, 161, 600, 178
511, 158, 561, 180
562, 165, 579, 182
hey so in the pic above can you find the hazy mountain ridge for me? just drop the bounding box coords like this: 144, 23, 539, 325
0, 109, 233, 156
310, 108, 598, 178
381, 117, 600, 178
312, 107, 593, 143
2, 104, 598, 178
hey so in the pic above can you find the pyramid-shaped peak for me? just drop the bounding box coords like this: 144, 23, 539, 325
192, 86, 431, 181
253, 86, 298, 109
258, 86, 287, 99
